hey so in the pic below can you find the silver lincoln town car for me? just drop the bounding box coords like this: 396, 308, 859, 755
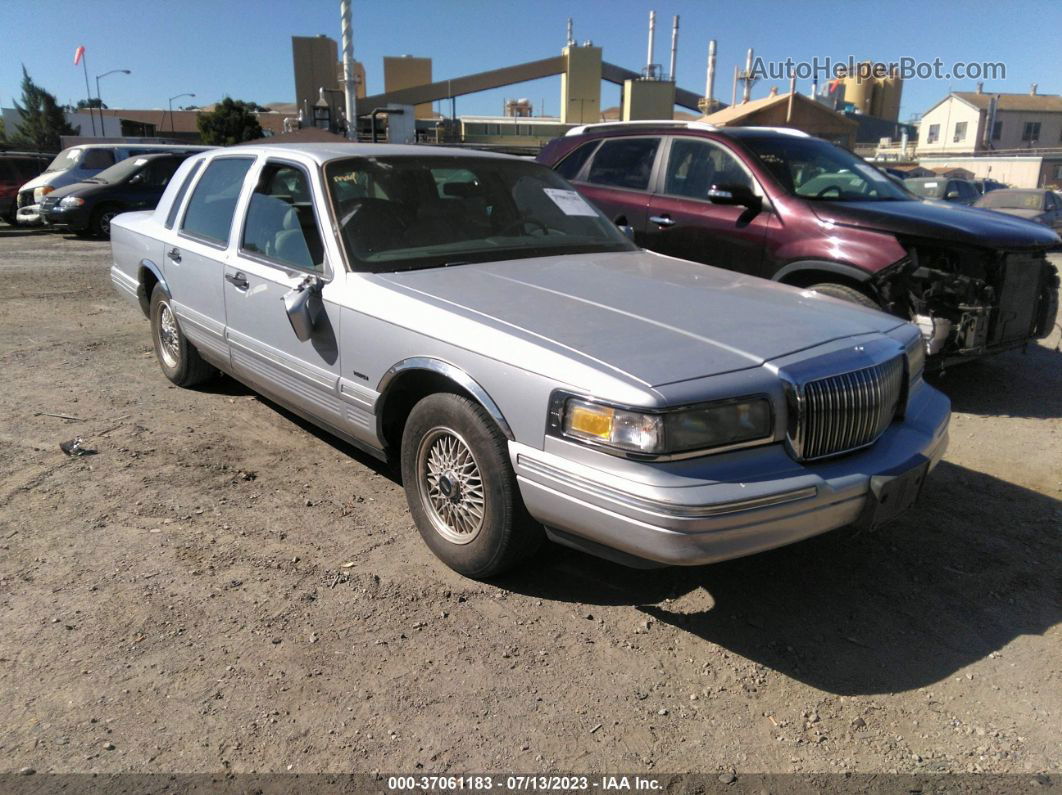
110, 143, 950, 578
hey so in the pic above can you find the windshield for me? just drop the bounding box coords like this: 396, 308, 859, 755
325, 156, 636, 272
44, 148, 82, 173
904, 179, 945, 198
978, 190, 1045, 211
740, 136, 910, 202
88, 156, 154, 185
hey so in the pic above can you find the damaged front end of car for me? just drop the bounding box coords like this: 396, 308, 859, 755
872, 240, 1059, 369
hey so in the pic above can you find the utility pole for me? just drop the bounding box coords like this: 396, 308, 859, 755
340, 0, 357, 141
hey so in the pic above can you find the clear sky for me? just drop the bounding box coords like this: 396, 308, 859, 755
3, 0, 1060, 123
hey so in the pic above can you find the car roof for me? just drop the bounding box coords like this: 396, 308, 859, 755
224, 142, 521, 165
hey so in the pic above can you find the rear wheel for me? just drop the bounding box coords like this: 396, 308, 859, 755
401, 393, 542, 578
809, 282, 880, 309
149, 285, 216, 387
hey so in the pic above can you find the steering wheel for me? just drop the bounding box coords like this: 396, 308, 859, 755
497, 217, 549, 237
815, 185, 842, 198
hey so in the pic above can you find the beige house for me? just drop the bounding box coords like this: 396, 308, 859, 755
917, 88, 1062, 154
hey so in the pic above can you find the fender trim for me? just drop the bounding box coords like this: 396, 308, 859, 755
376, 357, 515, 441
773, 260, 873, 284
136, 258, 170, 315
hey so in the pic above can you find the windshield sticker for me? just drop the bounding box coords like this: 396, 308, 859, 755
543, 188, 598, 217
923, 181, 938, 188
134, 158, 149, 166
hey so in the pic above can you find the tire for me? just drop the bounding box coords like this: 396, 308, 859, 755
149, 285, 216, 387
91, 205, 121, 239
809, 282, 881, 310
400, 392, 542, 578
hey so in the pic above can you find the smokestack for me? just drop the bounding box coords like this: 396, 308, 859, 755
732, 65, 738, 106
1030, 83, 1038, 95
705, 39, 717, 106
646, 10, 656, 73
742, 48, 754, 102
340, 0, 357, 140
566, 17, 574, 47
668, 15, 679, 81
975, 81, 984, 94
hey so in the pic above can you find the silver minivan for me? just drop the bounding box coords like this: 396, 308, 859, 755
16, 143, 209, 225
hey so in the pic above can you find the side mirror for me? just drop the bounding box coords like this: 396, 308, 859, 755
129, 172, 145, 185
616, 223, 635, 240
945, 190, 960, 200
282, 274, 323, 342
707, 183, 760, 209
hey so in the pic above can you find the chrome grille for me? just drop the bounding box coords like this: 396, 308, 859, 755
790, 356, 905, 461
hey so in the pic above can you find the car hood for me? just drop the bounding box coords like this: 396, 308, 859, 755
980, 207, 1044, 221
47, 181, 108, 200
808, 198, 1060, 249
376, 250, 904, 388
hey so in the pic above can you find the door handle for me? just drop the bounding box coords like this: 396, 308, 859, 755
225, 272, 249, 291
167, 247, 181, 263
649, 215, 675, 227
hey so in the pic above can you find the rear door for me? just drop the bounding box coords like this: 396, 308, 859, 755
223, 158, 343, 426
642, 135, 772, 276
569, 136, 660, 242
166, 155, 256, 366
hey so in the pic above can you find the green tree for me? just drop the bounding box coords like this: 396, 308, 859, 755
76, 98, 107, 110
196, 97, 263, 145
11, 65, 79, 151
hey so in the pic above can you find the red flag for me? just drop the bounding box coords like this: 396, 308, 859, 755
74, 46, 85, 66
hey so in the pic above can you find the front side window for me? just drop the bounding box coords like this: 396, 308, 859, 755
741, 136, 909, 202
664, 138, 753, 199
325, 155, 635, 272
241, 162, 325, 271
181, 157, 254, 245
1022, 122, 1041, 142
926, 124, 940, 144
586, 137, 660, 191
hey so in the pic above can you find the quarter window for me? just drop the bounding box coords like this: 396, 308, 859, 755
664, 138, 752, 198
586, 137, 660, 191
241, 162, 325, 271
165, 160, 203, 229
554, 140, 599, 180
181, 157, 254, 245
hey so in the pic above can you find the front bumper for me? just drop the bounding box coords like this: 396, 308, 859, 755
40, 204, 87, 230
512, 383, 950, 567
15, 204, 43, 226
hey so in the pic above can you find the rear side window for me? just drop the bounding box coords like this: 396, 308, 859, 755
241, 162, 325, 271
81, 149, 116, 170
555, 140, 599, 180
586, 137, 659, 191
180, 157, 254, 245
165, 160, 204, 229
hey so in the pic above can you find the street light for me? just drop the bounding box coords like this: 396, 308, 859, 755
95, 69, 131, 135
168, 93, 196, 133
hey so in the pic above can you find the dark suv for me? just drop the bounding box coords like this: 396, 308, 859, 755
537, 122, 1059, 368
0, 151, 51, 224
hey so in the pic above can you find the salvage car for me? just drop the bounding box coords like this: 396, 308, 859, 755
903, 176, 980, 205
973, 188, 1062, 233
41, 152, 194, 238
110, 144, 950, 578
538, 122, 1060, 367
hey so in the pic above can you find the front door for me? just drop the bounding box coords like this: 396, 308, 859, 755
643, 136, 772, 277
166, 155, 256, 365
223, 159, 345, 428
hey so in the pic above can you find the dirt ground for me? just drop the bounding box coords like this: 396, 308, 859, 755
0, 226, 1059, 777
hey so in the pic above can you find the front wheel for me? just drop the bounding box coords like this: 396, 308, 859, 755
149, 285, 216, 387
809, 282, 881, 310
401, 393, 542, 578
91, 205, 121, 239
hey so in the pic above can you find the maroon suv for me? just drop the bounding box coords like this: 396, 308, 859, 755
537, 122, 1060, 368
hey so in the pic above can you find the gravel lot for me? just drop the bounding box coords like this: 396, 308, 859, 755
1, 226, 1059, 777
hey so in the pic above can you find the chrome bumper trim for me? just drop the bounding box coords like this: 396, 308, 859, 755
516, 454, 817, 520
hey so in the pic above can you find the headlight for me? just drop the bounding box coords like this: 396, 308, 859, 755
551, 393, 773, 458
33, 185, 54, 202
904, 330, 926, 383
59, 196, 85, 208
